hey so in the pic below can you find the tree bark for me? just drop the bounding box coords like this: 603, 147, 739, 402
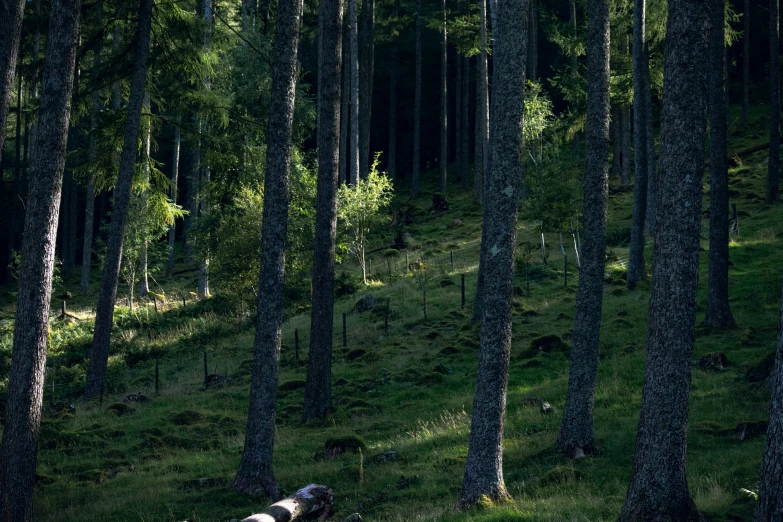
458, 0, 526, 506
412, 0, 422, 195
556, 0, 610, 458
461, 55, 470, 190
474, 0, 489, 204
387, 0, 398, 180
755, 279, 783, 522
166, 118, 181, 277
0, 0, 26, 161
528, 0, 538, 80
339, 16, 349, 185
620, 102, 631, 185
358, 0, 374, 179
0, 0, 80, 518
233, 0, 302, 498
81, 3, 102, 295
198, 0, 212, 299
743, 0, 750, 124
627, 0, 649, 289
349, 0, 360, 185
241, 484, 334, 522
769, 0, 780, 203
706, 0, 735, 329
303, 0, 343, 423
439, 0, 448, 195
618, 0, 708, 519
85, 0, 153, 399
139, 92, 151, 298
456, 51, 463, 185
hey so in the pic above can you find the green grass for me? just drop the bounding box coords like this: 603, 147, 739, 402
1, 101, 782, 521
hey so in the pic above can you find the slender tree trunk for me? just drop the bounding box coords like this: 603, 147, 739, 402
618, 0, 709, 518
755, 279, 783, 522
0, 0, 80, 518
167, 118, 181, 277
706, 0, 736, 329
743, 0, 750, 124
303, 0, 343, 423
459, 0, 526, 505
358, 0, 374, 178
412, 0, 422, 195
556, 0, 610, 459
81, 4, 102, 294
440, 0, 448, 195
769, 0, 780, 203
387, 0, 398, 180
85, 0, 154, 399
645, 91, 656, 235
474, 0, 489, 204
233, 0, 303, 498
627, 0, 649, 289
339, 14, 349, 184
139, 92, 151, 298
621, 102, 631, 185
528, 0, 538, 80
456, 51, 463, 185
198, 0, 212, 299
350, 0, 360, 185
612, 107, 621, 177
184, 133, 200, 262
462, 55, 470, 190
0, 0, 26, 161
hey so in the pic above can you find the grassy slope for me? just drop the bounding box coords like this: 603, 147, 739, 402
0, 103, 781, 521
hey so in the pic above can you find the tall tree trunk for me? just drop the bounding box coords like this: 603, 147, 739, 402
706, 0, 736, 329
184, 133, 200, 262
556, 0, 610, 459
627, 0, 649, 289
233, 0, 303, 497
303, 0, 343, 423
755, 279, 783, 522
139, 92, 151, 298
412, 0, 422, 195
456, 51, 463, 185
458, 0, 526, 506
618, 0, 709, 518
81, 4, 102, 294
85, 0, 153, 399
350, 0, 360, 185
387, 0, 398, 180
645, 92, 656, 235
0, 0, 26, 161
474, 0, 489, 204
67, 164, 78, 277
339, 15, 349, 184
439, 0, 448, 195
612, 106, 621, 177
620, 102, 631, 185
358, 0, 374, 178
166, 118, 181, 277
461, 55, 470, 190
198, 0, 212, 299
528, 0, 538, 80
0, 0, 80, 518
743, 0, 750, 124
768, 0, 780, 203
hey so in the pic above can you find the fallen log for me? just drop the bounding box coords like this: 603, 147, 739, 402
241, 484, 334, 522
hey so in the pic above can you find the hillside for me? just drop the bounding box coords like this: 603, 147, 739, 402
1, 103, 782, 521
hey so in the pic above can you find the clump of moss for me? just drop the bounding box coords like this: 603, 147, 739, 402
392, 367, 422, 382
747, 352, 776, 383
739, 327, 757, 346
324, 435, 366, 455
76, 469, 106, 484
540, 466, 583, 485
530, 334, 568, 354
418, 372, 445, 385
334, 377, 351, 386
171, 410, 205, 426
345, 348, 367, 361
278, 379, 307, 391
439, 345, 460, 356
106, 403, 135, 417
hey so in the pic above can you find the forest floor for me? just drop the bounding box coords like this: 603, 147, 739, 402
1, 103, 783, 521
